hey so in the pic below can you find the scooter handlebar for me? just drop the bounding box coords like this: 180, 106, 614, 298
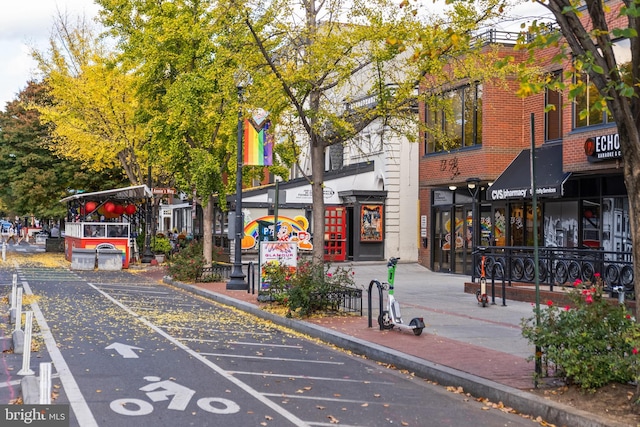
388, 257, 400, 267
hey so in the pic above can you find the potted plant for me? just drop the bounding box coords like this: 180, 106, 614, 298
151, 235, 172, 263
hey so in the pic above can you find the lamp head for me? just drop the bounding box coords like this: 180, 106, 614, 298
466, 177, 481, 189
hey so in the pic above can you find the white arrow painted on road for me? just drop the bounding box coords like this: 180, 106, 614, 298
105, 342, 143, 358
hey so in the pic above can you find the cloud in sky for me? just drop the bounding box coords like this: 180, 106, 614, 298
0, 1, 100, 108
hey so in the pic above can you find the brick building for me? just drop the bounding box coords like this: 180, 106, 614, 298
418, 10, 631, 282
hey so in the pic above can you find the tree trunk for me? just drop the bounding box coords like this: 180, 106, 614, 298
311, 134, 325, 263
202, 193, 214, 267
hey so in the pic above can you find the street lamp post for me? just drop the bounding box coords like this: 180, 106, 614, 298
227, 81, 249, 290
141, 165, 155, 263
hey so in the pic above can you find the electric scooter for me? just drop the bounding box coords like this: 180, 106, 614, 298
379, 257, 425, 336
473, 247, 489, 307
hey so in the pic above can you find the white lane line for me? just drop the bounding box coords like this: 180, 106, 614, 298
159, 326, 272, 336
262, 393, 371, 404
0, 379, 21, 388
21, 278, 98, 427
199, 353, 343, 364
307, 423, 362, 427
309, 423, 364, 427
179, 338, 302, 349
228, 371, 393, 385
88, 282, 311, 427
95, 288, 170, 295
227, 341, 303, 349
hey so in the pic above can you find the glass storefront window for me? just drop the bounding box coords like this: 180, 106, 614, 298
582, 200, 601, 248
544, 201, 578, 248
525, 204, 542, 246
493, 207, 506, 246
601, 197, 631, 256
510, 204, 525, 246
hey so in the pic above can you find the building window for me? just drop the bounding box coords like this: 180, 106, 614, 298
545, 72, 562, 141
573, 73, 608, 128
573, 39, 630, 129
425, 83, 482, 153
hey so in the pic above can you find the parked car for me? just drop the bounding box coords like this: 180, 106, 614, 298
0, 220, 11, 234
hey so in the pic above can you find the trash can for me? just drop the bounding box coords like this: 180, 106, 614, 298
97, 249, 123, 271
71, 248, 96, 271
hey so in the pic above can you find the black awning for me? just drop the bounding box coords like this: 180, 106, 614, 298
487, 144, 570, 201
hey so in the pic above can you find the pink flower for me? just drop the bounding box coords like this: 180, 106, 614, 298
564, 305, 571, 311
581, 289, 589, 295
326, 273, 333, 277
594, 272, 600, 278
633, 348, 638, 355
546, 300, 553, 307
627, 314, 632, 320
574, 279, 582, 287
585, 294, 593, 304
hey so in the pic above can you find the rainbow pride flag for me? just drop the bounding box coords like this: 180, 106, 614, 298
243, 119, 273, 166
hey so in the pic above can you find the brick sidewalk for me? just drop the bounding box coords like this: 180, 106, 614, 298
174, 278, 535, 391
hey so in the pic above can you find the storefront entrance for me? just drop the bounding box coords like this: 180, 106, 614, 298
433, 205, 473, 274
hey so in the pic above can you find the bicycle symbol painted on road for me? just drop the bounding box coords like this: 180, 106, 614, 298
110, 376, 240, 416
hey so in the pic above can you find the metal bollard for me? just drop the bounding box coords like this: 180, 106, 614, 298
39, 362, 52, 404
15, 288, 22, 331
613, 285, 625, 305
18, 312, 34, 375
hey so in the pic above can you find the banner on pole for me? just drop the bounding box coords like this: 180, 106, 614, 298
243, 116, 273, 166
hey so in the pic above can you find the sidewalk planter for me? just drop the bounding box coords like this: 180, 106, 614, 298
97, 249, 123, 271
71, 248, 96, 270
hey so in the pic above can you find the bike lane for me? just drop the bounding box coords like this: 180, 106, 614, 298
19, 267, 309, 427
17, 266, 540, 427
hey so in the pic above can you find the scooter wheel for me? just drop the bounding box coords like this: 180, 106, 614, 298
409, 318, 424, 336
380, 311, 394, 330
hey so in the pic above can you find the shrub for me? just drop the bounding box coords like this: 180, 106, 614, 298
260, 260, 356, 317
151, 235, 172, 256
167, 241, 205, 282
521, 273, 640, 391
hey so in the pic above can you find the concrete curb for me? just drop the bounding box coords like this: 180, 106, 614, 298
166, 277, 629, 427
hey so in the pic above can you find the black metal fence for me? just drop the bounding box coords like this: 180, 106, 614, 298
198, 262, 362, 314
472, 246, 634, 296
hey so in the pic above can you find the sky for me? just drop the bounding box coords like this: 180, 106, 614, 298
0, 0, 101, 109
0, 1, 550, 110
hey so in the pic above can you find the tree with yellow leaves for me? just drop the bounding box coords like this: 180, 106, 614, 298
31, 13, 149, 186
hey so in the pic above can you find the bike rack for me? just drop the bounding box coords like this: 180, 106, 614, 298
245, 261, 256, 294
490, 264, 507, 307
367, 280, 384, 330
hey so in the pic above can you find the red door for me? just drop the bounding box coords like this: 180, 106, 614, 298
324, 207, 346, 262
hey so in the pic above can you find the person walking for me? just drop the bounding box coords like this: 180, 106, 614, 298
7, 223, 17, 244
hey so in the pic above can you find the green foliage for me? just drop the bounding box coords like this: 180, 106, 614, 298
260, 260, 357, 317
0, 81, 127, 219
521, 275, 640, 391
167, 241, 206, 282
151, 235, 172, 256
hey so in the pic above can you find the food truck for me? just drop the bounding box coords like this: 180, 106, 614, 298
59, 185, 152, 269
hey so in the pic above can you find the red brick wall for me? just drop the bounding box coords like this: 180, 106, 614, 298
418, 1, 628, 269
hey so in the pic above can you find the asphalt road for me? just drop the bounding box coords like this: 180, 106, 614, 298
5, 264, 538, 427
